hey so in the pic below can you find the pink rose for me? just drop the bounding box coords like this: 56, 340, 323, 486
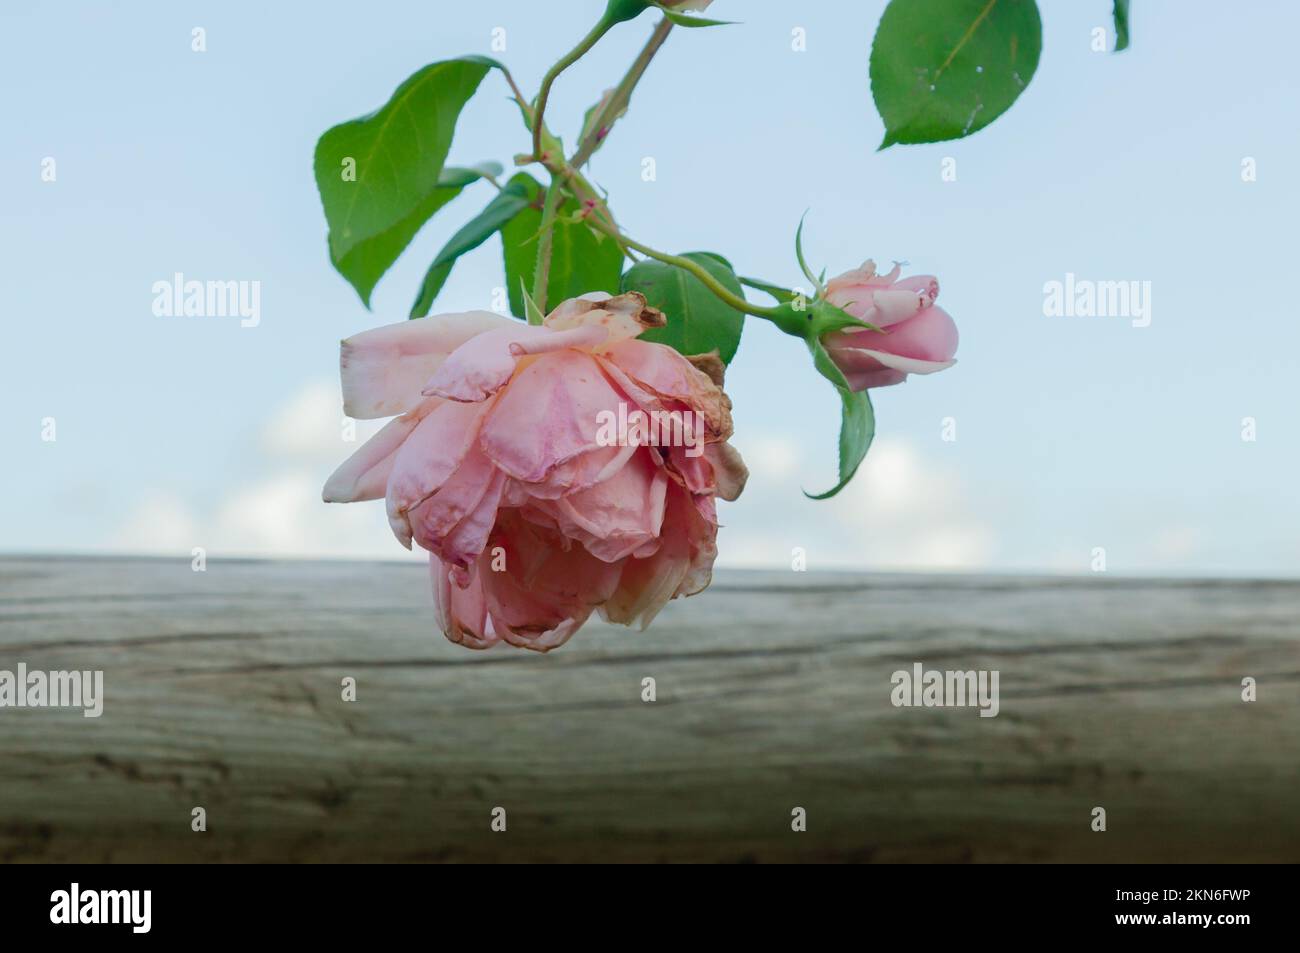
821, 261, 958, 390
323, 292, 747, 652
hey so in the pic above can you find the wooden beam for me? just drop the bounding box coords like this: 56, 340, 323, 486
1, 556, 1297, 862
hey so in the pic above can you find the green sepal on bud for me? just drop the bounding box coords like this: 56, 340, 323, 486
650, 2, 736, 27
763, 297, 884, 344
801, 320, 876, 501
766, 216, 882, 500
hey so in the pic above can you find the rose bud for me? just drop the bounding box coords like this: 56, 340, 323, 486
821, 260, 958, 390
323, 292, 747, 652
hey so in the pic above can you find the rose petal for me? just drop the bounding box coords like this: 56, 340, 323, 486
322, 397, 438, 503
384, 397, 496, 548
431, 554, 498, 649
705, 442, 748, 502
340, 311, 512, 419
478, 350, 626, 482
826, 304, 958, 364
422, 324, 608, 403
479, 514, 621, 652
596, 339, 732, 441
600, 483, 715, 628
544, 291, 665, 346
546, 450, 669, 562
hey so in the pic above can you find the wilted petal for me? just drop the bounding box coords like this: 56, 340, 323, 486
384, 397, 495, 548
600, 483, 715, 629
479, 514, 621, 652
545, 291, 665, 346
406, 445, 503, 571
597, 339, 732, 440
545, 450, 668, 562
322, 397, 438, 503
662, 445, 714, 495
705, 442, 748, 502
422, 324, 607, 403
479, 350, 626, 482
441, 470, 509, 581
340, 311, 512, 419
515, 443, 639, 501
430, 554, 498, 650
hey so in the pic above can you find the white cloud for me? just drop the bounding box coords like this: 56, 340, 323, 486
113, 380, 415, 560
111, 387, 997, 571
719, 435, 997, 571
260, 379, 385, 462
112, 493, 201, 552
741, 435, 801, 480
210, 470, 406, 558
1146, 524, 1205, 563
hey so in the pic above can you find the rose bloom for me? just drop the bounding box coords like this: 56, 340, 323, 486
323, 292, 747, 652
821, 261, 958, 390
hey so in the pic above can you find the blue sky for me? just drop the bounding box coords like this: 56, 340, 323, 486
4, 0, 1298, 575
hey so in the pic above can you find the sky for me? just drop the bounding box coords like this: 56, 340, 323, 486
3, 0, 1298, 576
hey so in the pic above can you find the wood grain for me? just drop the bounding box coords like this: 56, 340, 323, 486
1, 555, 1297, 862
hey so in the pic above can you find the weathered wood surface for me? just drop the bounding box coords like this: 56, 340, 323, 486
1, 555, 1297, 863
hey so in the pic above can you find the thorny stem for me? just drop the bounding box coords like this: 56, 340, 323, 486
532, 19, 616, 161
519, 11, 812, 331
500, 76, 616, 232
571, 17, 675, 167
496, 62, 529, 116
586, 216, 782, 320
531, 177, 566, 318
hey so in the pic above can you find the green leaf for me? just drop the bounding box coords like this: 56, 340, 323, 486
501, 174, 624, 320
409, 174, 534, 318
620, 252, 745, 364
870, 0, 1043, 148
651, 2, 736, 27
331, 171, 469, 309
1112, 0, 1130, 52
438, 161, 504, 188
754, 299, 877, 496
410, 261, 455, 319
314, 57, 496, 305
804, 337, 875, 500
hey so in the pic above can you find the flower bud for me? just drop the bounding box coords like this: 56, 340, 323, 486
821, 261, 958, 389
